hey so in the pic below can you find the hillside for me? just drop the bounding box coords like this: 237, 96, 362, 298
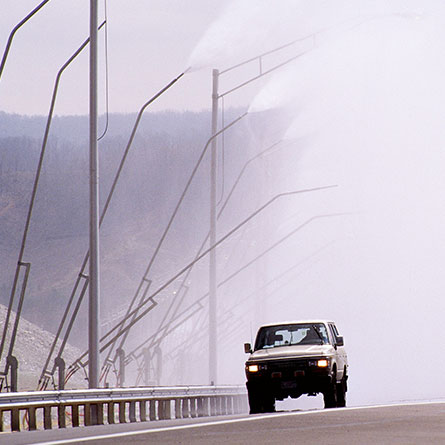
0, 108, 265, 386
0, 303, 84, 390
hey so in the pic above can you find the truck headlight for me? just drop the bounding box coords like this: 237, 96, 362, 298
317, 359, 329, 368
247, 364, 259, 373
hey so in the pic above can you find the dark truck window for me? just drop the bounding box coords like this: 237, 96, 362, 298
254, 323, 329, 350
328, 323, 341, 344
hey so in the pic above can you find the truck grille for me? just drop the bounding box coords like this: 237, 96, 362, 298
267, 359, 307, 372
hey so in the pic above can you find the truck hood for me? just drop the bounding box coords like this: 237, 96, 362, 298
248, 344, 335, 362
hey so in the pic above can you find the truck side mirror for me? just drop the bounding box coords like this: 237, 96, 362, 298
244, 343, 252, 354
336, 336, 344, 347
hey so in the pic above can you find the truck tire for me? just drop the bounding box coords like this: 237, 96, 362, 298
248, 388, 275, 414
323, 374, 337, 409
263, 394, 276, 413
336, 373, 347, 408
248, 396, 262, 414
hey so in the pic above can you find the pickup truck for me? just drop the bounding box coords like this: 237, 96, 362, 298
244, 320, 348, 413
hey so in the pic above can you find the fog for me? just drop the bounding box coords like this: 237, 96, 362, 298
2, 0, 445, 407
185, 0, 445, 407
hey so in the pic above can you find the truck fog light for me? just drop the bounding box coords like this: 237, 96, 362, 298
317, 359, 329, 367
248, 364, 259, 373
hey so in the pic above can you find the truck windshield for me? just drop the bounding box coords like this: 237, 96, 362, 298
254, 323, 329, 350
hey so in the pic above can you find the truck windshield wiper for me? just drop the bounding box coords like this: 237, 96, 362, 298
312, 325, 325, 344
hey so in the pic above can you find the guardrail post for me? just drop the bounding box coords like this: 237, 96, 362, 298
107, 401, 115, 424
149, 400, 156, 421
214, 396, 219, 415
241, 394, 247, 413
119, 401, 126, 423
156, 400, 161, 420
219, 396, 225, 415
190, 398, 197, 418
202, 397, 210, 417
223, 396, 228, 414
210, 396, 217, 416
238, 394, 244, 413
217, 396, 223, 415
44, 406, 52, 429
97, 403, 104, 425
140, 400, 147, 422
158, 399, 171, 420
182, 398, 189, 418
223, 396, 229, 414
158, 400, 165, 420
84, 404, 91, 426
174, 398, 181, 419
28, 407, 37, 430
129, 401, 136, 422
72, 404, 80, 427
232, 395, 238, 413
197, 397, 204, 417
58, 405, 66, 428
11, 407, 20, 432
229, 396, 235, 414
165, 399, 171, 419
0, 409, 3, 432
241, 394, 248, 412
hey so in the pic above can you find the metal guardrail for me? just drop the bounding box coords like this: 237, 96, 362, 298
0, 385, 248, 433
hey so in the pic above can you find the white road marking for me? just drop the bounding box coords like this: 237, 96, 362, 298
34, 400, 445, 445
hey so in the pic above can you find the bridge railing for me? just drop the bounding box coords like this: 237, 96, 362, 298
0, 385, 248, 432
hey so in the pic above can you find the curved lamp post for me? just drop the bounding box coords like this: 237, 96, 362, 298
65, 184, 336, 381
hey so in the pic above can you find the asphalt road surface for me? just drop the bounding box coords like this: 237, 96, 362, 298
4, 401, 445, 444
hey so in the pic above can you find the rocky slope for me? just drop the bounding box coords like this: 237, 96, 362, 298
0, 303, 86, 391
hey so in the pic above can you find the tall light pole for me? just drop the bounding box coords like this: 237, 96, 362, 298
207, 36, 315, 386
209, 69, 219, 385
89, 0, 100, 391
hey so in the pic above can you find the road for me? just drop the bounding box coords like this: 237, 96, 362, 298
4, 401, 445, 444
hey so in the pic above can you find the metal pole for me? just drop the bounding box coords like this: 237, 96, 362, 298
89, 0, 100, 390
0, 0, 51, 82
209, 69, 219, 385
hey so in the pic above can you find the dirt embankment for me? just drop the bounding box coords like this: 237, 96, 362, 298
0, 303, 86, 391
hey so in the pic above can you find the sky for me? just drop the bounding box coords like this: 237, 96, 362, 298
0, 0, 334, 117
0, 0, 230, 115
